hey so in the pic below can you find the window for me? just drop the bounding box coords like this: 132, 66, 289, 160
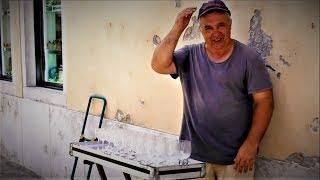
0, 0, 12, 81
34, 0, 63, 90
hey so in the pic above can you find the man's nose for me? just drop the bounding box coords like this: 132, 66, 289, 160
212, 28, 220, 37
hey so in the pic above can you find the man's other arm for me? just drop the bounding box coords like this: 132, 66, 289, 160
234, 89, 274, 173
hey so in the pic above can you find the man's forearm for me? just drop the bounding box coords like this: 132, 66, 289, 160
245, 91, 274, 148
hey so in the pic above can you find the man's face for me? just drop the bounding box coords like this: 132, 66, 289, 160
199, 12, 232, 51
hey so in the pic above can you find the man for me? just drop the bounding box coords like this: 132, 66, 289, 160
151, 0, 274, 179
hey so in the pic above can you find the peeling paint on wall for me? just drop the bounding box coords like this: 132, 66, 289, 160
309, 117, 319, 133
279, 55, 291, 67
248, 9, 273, 63
152, 35, 161, 47
247, 9, 286, 79
183, 16, 200, 41
115, 109, 132, 124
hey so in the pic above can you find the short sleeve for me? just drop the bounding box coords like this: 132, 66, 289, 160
246, 54, 272, 94
170, 46, 190, 79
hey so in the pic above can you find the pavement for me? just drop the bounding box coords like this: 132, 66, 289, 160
0, 156, 40, 179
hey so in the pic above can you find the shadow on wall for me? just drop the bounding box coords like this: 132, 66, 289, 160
0, 156, 40, 178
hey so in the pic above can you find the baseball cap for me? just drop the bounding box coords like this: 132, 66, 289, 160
198, 0, 231, 18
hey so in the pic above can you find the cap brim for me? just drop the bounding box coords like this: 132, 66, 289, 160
198, 7, 230, 18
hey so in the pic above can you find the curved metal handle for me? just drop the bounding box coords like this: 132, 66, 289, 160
81, 94, 107, 136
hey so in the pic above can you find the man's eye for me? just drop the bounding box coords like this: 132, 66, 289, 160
218, 24, 226, 28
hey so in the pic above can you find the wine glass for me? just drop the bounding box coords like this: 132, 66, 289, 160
165, 138, 180, 165
137, 133, 153, 165
178, 140, 191, 164
152, 135, 166, 165
95, 128, 105, 150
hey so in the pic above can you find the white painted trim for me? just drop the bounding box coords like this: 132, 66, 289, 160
19, 0, 27, 88
23, 86, 66, 107
21, 0, 36, 87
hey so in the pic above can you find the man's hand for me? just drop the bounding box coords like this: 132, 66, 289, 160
233, 140, 258, 173
174, 7, 197, 33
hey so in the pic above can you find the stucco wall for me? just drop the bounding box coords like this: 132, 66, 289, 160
64, 0, 185, 134
0, 94, 125, 178
64, 0, 319, 158
0, 0, 319, 178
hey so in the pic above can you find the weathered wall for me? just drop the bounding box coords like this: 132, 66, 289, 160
0, 94, 82, 177
0, 0, 319, 178
0, 93, 319, 178
0, 94, 127, 178
237, 0, 320, 160
64, 0, 319, 158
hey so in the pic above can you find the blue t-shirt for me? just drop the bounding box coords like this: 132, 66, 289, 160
171, 40, 272, 165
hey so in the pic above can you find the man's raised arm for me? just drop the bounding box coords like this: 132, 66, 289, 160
151, 7, 197, 74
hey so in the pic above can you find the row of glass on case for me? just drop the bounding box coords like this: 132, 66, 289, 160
93, 126, 191, 166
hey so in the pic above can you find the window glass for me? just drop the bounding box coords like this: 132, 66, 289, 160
44, 0, 63, 84
0, 0, 12, 81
